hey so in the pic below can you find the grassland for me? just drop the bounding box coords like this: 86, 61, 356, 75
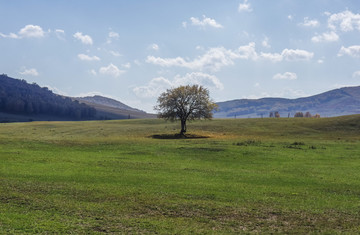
1, 116, 360, 234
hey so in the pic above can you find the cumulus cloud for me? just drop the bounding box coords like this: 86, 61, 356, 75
189, 15, 223, 29
78, 54, 100, 61
281, 49, 314, 61
133, 72, 224, 98
133, 77, 172, 98
173, 72, 224, 90
273, 72, 297, 80
299, 17, 320, 27
260, 52, 282, 62
238, 42, 258, 60
328, 10, 360, 32
311, 31, 339, 43
73, 32, 93, 45
0, 24, 45, 39
18, 25, 45, 38
19, 67, 39, 76
147, 46, 240, 72
353, 71, 360, 78
147, 44, 314, 71
238, 0, 252, 12
244, 44, 313, 62
338, 45, 360, 57
99, 64, 125, 77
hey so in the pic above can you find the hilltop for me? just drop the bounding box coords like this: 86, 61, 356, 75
0, 74, 154, 122
0, 74, 96, 122
215, 86, 360, 118
75, 96, 156, 120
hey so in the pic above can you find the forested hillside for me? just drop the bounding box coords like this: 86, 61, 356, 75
0, 74, 96, 121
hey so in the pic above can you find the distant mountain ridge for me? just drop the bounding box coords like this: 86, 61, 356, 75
215, 86, 360, 118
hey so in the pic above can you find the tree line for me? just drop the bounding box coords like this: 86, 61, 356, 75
0, 74, 96, 119
269, 111, 320, 118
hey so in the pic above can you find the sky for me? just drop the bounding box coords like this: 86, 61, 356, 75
1, 0, 360, 113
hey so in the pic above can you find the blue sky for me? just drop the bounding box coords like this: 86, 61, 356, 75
1, 0, 360, 112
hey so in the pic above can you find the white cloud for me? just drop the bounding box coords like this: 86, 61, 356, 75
352, 71, 360, 78
133, 77, 172, 98
73, 32, 93, 45
182, 22, 187, 28
288, 15, 294, 21
273, 72, 297, 80
328, 10, 360, 32
190, 15, 223, 29
237, 42, 258, 60
260, 52, 282, 62
173, 72, 224, 90
238, 0, 252, 12
78, 54, 100, 61
133, 72, 223, 98
317, 59, 324, 64
18, 25, 45, 38
147, 44, 314, 71
299, 17, 320, 27
149, 43, 159, 51
99, 63, 125, 77
311, 31, 339, 43
19, 67, 39, 76
0, 32, 19, 39
147, 46, 240, 72
0, 25, 45, 39
338, 45, 360, 57
261, 48, 313, 62
281, 49, 314, 61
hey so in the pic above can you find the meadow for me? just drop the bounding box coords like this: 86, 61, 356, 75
0, 116, 360, 234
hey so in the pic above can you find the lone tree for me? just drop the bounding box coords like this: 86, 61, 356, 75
155, 85, 217, 136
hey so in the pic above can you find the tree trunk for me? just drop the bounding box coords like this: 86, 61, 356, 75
180, 119, 187, 135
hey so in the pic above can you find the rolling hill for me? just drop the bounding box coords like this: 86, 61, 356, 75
75, 96, 156, 120
0, 74, 155, 122
0, 74, 96, 122
215, 86, 360, 118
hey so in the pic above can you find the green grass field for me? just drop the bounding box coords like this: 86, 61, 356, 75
1, 116, 360, 234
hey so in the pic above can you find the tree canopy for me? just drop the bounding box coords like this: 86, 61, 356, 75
155, 85, 217, 135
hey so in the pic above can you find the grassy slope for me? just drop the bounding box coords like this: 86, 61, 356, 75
0, 116, 360, 234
